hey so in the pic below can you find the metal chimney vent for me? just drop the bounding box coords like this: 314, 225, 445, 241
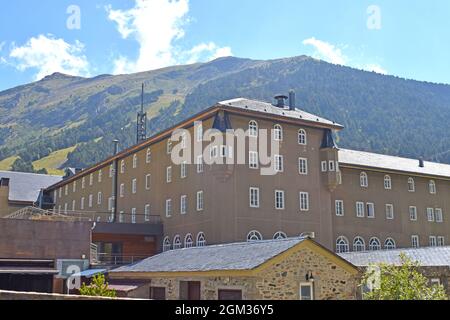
289, 90, 296, 110
274, 95, 288, 108
419, 158, 425, 168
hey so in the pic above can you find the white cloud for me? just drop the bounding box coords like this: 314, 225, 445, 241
0, 41, 5, 52
9, 34, 89, 80
107, 0, 232, 74
302, 37, 347, 65
363, 64, 387, 75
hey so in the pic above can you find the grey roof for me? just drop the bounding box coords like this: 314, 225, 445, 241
339, 246, 450, 267
218, 98, 343, 129
112, 238, 307, 273
339, 149, 450, 179
0, 171, 62, 203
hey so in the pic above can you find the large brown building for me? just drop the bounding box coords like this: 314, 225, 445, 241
44, 93, 450, 255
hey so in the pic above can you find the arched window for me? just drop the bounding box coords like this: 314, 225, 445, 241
163, 237, 171, 252
369, 237, 381, 251
408, 177, 415, 192
173, 235, 182, 250
353, 237, 366, 252
109, 164, 114, 177
336, 236, 349, 253
384, 175, 392, 190
247, 230, 263, 242
120, 160, 125, 174
384, 238, 396, 250
184, 234, 194, 248
273, 232, 287, 240
196, 232, 206, 247
429, 180, 436, 194
249, 121, 258, 137
132, 154, 138, 168
146, 148, 152, 163
273, 124, 283, 141
360, 172, 368, 188
167, 140, 172, 154
298, 129, 307, 145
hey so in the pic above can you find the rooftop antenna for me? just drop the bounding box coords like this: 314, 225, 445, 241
137, 83, 147, 144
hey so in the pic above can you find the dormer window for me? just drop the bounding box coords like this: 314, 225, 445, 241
360, 172, 368, 188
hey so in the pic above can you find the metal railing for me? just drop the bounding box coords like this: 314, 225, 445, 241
93, 253, 149, 266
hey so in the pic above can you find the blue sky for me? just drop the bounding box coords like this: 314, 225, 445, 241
1, 0, 450, 91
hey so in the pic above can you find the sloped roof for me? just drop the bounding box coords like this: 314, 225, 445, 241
0, 171, 62, 203
338, 149, 450, 178
339, 246, 450, 267
218, 98, 343, 129
112, 238, 308, 273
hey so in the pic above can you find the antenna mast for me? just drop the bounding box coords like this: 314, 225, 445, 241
136, 83, 148, 144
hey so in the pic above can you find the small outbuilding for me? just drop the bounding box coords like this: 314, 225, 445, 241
110, 238, 359, 300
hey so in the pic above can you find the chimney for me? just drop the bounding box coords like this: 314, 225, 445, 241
274, 95, 288, 108
289, 90, 296, 110
419, 157, 425, 168
0, 178, 10, 187
113, 139, 120, 155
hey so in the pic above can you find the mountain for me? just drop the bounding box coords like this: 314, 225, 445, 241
1, 55, 450, 173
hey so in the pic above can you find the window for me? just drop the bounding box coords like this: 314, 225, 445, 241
328, 161, 335, 172
144, 204, 150, 222
98, 170, 102, 183
385, 204, 394, 220
88, 194, 93, 208
210, 146, 218, 158
89, 174, 93, 186
163, 237, 171, 252
119, 211, 124, 223
173, 235, 182, 250
273, 232, 287, 240
166, 199, 172, 217
247, 230, 263, 242
145, 174, 151, 190
72, 200, 76, 211
184, 234, 194, 248
369, 238, 381, 251
249, 151, 259, 169
146, 148, 152, 163
384, 238, 396, 250
166, 166, 172, 183
119, 184, 125, 198
80, 197, 85, 210
65, 185, 68, 196
108, 197, 114, 212
408, 177, 415, 192
299, 192, 309, 211
299, 283, 314, 300
274, 155, 284, 172
437, 236, 445, 247
384, 175, 392, 190
133, 154, 138, 169
430, 278, 441, 287
411, 235, 420, 248
321, 161, 327, 172
197, 124, 203, 142
132, 179, 137, 194
249, 187, 260, 208
335, 200, 344, 216
298, 129, 307, 145
58, 205, 61, 214
435, 208, 443, 223
181, 132, 187, 149
429, 236, 437, 247
367, 203, 375, 218
167, 140, 172, 154
273, 124, 283, 141
109, 165, 114, 178
120, 160, 125, 174
409, 206, 417, 221
131, 208, 137, 224
249, 121, 258, 137
356, 202, 365, 218
180, 195, 187, 214
64, 203, 68, 214
197, 191, 204, 211
197, 155, 204, 173
73, 181, 77, 193
353, 237, 366, 252
196, 232, 206, 247
81, 178, 85, 189
298, 158, 308, 175
427, 208, 435, 222
429, 180, 436, 194
181, 162, 187, 179
275, 190, 285, 210
360, 172, 368, 188
336, 236, 349, 253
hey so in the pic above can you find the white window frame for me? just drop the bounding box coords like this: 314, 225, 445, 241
411, 235, 420, 248
197, 155, 204, 173
89, 174, 93, 186
273, 232, 287, 240
181, 162, 187, 179
197, 191, 204, 212
120, 160, 125, 174
353, 237, 366, 252
437, 236, 445, 247
427, 208, 435, 222
163, 237, 171, 252
109, 165, 114, 178
409, 206, 417, 221
166, 166, 172, 183
336, 236, 349, 253
408, 177, 415, 192
73, 181, 77, 193
249, 187, 260, 208
274, 155, 284, 173
328, 161, 335, 172
132, 178, 137, 194
88, 194, 93, 208
249, 121, 258, 137
384, 238, 396, 250
356, 202, 365, 218
98, 170, 102, 183
435, 208, 443, 223
360, 172, 368, 188
173, 235, 182, 250
167, 140, 172, 154
133, 154, 138, 169
429, 236, 437, 247
275, 190, 285, 210
185, 234, 194, 248
273, 124, 283, 141
335, 200, 344, 216
119, 183, 125, 198
249, 151, 259, 169
321, 161, 327, 172
146, 148, 152, 163
298, 129, 307, 145
131, 208, 137, 224
247, 230, 263, 242
81, 178, 85, 189
144, 204, 150, 222
429, 180, 437, 194
80, 197, 85, 210
366, 202, 375, 219
197, 124, 204, 142
298, 158, 308, 175
369, 237, 381, 251
145, 174, 151, 190
385, 204, 394, 220
72, 200, 76, 212
384, 175, 392, 190
299, 192, 309, 212
196, 232, 206, 247
166, 199, 172, 218
180, 195, 187, 215
119, 211, 124, 223
65, 185, 68, 196
299, 282, 314, 301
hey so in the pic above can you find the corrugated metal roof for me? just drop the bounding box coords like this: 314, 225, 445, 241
0, 171, 62, 203
111, 238, 307, 273
218, 98, 343, 129
338, 149, 450, 178
339, 246, 450, 267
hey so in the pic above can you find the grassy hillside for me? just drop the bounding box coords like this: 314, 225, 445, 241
1, 56, 450, 173
0, 156, 18, 170
32, 145, 77, 175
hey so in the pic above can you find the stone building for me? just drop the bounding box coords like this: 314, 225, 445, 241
110, 238, 359, 300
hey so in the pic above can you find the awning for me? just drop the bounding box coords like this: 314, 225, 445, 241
0, 267, 59, 275
72, 269, 107, 278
